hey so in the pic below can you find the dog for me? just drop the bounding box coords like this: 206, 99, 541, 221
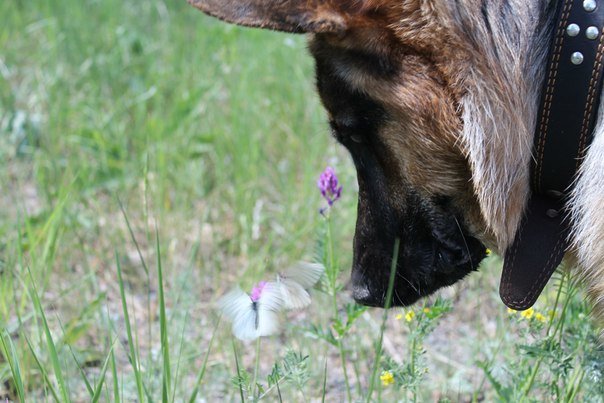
188, 0, 604, 322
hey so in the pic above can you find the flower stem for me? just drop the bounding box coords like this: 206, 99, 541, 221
326, 215, 337, 294
325, 216, 352, 402
523, 271, 570, 397
366, 238, 400, 402
336, 338, 351, 402
232, 340, 246, 403
252, 337, 262, 401
410, 334, 417, 403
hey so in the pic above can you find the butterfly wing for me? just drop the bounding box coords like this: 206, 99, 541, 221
217, 287, 252, 322
217, 287, 260, 341
231, 308, 261, 341
283, 262, 325, 289
275, 279, 310, 310
275, 262, 324, 310
255, 282, 282, 337
219, 283, 283, 340
254, 306, 280, 338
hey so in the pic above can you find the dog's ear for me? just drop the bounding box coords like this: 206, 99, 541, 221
187, 0, 360, 33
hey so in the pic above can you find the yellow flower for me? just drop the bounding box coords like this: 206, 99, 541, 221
380, 370, 394, 386
507, 307, 517, 314
395, 313, 403, 320
405, 311, 415, 322
535, 313, 546, 323
520, 307, 534, 319
423, 307, 431, 314
486, 248, 492, 256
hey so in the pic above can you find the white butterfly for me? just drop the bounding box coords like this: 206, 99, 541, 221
270, 262, 325, 310
218, 281, 283, 341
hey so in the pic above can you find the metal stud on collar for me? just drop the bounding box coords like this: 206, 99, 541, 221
567, 23, 581, 36
571, 51, 585, 64
584, 0, 597, 12
586, 25, 600, 39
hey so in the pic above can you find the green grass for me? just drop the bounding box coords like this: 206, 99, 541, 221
0, 329, 25, 402
1, 0, 603, 401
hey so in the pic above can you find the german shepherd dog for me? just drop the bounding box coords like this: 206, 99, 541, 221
188, 1, 604, 322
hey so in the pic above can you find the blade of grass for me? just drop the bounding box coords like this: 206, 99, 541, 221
366, 238, 400, 401
155, 227, 171, 402
143, 380, 154, 402
0, 330, 26, 402
565, 368, 585, 403
66, 343, 94, 397
324, 214, 351, 401
91, 342, 116, 403
25, 335, 61, 402
170, 311, 189, 403
251, 337, 262, 400
115, 252, 145, 402
233, 339, 245, 403
28, 267, 71, 403
523, 270, 576, 397
117, 198, 150, 277
188, 317, 221, 403
110, 348, 120, 403
321, 357, 327, 403
24, 181, 70, 263
118, 199, 157, 398
57, 315, 94, 398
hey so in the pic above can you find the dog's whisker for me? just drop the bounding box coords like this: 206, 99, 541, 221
396, 272, 419, 294
454, 215, 475, 271
394, 289, 403, 305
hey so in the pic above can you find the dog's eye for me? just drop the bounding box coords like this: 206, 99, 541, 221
329, 119, 363, 144
349, 134, 363, 143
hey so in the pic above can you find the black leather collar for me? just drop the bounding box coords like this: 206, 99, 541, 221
501, 0, 604, 310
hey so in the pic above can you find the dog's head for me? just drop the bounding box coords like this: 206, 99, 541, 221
189, 0, 541, 307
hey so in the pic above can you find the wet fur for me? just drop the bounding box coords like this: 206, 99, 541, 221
188, 0, 604, 324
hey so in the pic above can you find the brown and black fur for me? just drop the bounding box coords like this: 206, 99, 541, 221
188, 0, 604, 325
311, 33, 486, 305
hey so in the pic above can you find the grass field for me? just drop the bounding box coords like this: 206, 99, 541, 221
1, 0, 603, 401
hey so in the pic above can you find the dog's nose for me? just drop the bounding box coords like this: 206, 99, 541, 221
351, 263, 382, 306
352, 283, 384, 307
352, 283, 371, 302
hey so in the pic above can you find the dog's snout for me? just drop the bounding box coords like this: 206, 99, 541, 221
352, 284, 384, 307
351, 265, 386, 307
351, 283, 370, 302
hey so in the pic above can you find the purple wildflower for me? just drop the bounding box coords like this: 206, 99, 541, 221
250, 281, 267, 302
317, 166, 342, 207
